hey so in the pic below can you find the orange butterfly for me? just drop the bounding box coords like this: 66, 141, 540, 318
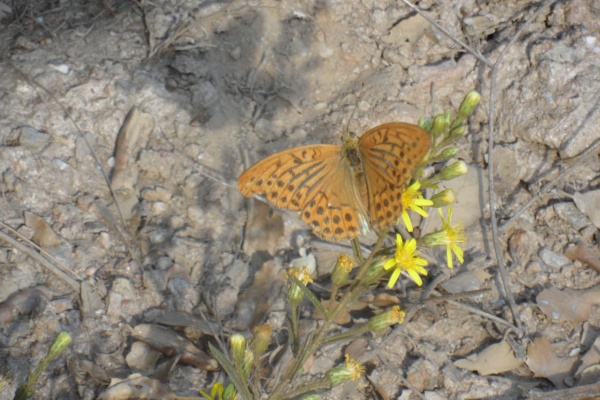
238, 123, 430, 241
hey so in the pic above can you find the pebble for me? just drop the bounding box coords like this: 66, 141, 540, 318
18, 126, 50, 151
49, 63, 70, 74
539, 247, 571, 269
554, 202, 590, 231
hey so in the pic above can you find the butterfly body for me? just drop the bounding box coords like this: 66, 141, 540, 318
238, 123, 430, 241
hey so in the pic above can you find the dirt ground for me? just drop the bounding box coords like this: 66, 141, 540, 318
0, 0, 599, 399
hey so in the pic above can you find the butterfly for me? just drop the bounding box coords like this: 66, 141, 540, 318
238, 123, 430, 241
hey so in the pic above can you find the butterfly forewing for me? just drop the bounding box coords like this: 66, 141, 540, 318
238, 144, 369, 240
358, 123, 430, 231
238, 144, 338, 210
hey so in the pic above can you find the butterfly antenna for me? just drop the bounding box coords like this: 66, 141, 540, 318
343, 82, 365, 139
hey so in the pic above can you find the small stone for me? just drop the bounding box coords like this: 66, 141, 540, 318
554, 202, 590, 231
314, 102, 327, 111
84, 221, 105, 233
143, 269, 168, 292
229, 46, 241, 60
141, 186, 172, 203
97, 232, 111, 250
188, 205, 205, 223
18, 126, 50, 151
49, 63, 70, 74
51, 159, 71, 170
151, 201, 168, 216
508, 229, 535, 267
406, 359, 440, 391
147, 229, 172, 245
126, 341, 161, 371
539, 247, 571, 269
156, 257, 173, 270
286, 128, 307, 141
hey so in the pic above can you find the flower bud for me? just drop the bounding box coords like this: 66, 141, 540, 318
287, 267, 313, 308
367, 306, 406, 331
287, 281, 304, 308
223, 383, 237, 400
420, 229, 446, 248
438, 160, 468, 181
430, 189, 457, 207
325, 355, 365, 387
48, 332, 72, 360
431, 114, 447, 137
448, 124, 465, 140
242, 349, 254, 377
418, 117, 432, 133
363, 258, 386, 284
230, 334, 246, 366
438, 147, 459, 160
250, 324, 271, 357
458, 91, 481, 119
331, 254, 353, 286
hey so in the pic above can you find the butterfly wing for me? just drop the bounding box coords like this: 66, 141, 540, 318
358, 123, 430, 231
238, 145, 369, 240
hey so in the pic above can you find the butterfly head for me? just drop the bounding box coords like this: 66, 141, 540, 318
341, 128, 358, 141
341, 129, 362, 169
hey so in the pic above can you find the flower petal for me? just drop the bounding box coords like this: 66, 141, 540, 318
405, 238, 417, 253
401, 211, 413, 232
383, 258, 396, 271
387, 268, 401, 288
407, 269, 423, 286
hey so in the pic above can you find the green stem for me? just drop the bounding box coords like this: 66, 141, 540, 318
252, 356, 261, 399
290, 306, 300, 355
280, 377, 331, 399
322, 324, 370, 345
329, 283, 340, 304
351, 238, 364, 263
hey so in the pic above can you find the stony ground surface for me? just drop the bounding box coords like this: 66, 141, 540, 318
0, 0, 599, 399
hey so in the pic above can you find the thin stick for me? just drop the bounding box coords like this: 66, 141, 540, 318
406, 0, 559, 336
0, 226, 80, 292
485, 0, 559, 336
7, 64, 141, 268
400, 0, 493, 68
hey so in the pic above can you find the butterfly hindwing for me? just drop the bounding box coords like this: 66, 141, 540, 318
297, 154, 369, 240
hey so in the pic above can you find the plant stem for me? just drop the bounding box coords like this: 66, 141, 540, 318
269, 233, 387, 399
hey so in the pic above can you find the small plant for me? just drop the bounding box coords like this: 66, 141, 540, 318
12, 331, 72, 400
206, 91, 480, 399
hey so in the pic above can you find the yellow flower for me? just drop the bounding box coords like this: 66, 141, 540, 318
421, 207, 466, 268
383, 234, 428, 287
400, 181, 433, 232
287, 266, 314, 306
344, 354, 365, 381
287, 266, 314, 285
331, 254, 353, 286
